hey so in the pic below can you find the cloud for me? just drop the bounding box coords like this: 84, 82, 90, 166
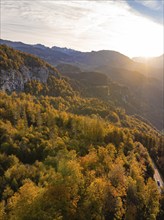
1, 0, 163, 57
126, 0, 163, 24
135, 0, 162, 10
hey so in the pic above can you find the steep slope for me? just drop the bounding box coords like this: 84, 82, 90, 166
0, 45, 164, 219
0, 91, 163, 220
56, 63, 164, 130
0, 45, 129, 122
0, 45, 75, 98
0, 42, 163, 130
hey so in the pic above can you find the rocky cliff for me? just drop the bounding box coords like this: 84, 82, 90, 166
0, 45, 60, 92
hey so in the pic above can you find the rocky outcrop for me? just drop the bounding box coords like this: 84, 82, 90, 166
0, 69, 24, 92
0, 45, 60, 92
0, 66, 58, 92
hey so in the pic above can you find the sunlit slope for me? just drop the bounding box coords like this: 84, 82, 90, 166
56, 63, 164, 130
0, 43, 163, 130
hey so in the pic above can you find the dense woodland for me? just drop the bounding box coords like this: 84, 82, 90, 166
1, 40, 163, 130
0, 45, 164, 219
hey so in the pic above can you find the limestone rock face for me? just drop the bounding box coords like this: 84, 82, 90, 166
0, 65, 53, 92
0, 44, 60, 92
0, 69, 24, 92
0, 66, 58, 92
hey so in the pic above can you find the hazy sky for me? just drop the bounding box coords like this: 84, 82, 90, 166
1, 0, 164, 57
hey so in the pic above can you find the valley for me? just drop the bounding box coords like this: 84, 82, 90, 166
0, 43, 163, 220
1, 39, 163, 130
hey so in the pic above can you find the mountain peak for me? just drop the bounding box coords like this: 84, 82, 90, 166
33, 44, 48, 49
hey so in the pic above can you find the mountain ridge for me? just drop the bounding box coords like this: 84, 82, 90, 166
1, 39, 163, 81
0, 42, 163, 130
0, 39, 133, 68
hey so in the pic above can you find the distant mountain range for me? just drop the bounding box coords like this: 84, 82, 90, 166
0, 40, 163, 130
0, 39, 133, 70
0, 39, 163, 81
132, 55, 163, 80
133, 55, 164, 69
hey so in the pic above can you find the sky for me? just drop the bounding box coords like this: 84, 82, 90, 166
1, 0, 164, 57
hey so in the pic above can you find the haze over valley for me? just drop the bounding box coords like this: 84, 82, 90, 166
1, 39, 163, 130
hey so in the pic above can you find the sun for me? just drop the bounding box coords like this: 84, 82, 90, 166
115, 12, 163, 58
130, 21, 163, 58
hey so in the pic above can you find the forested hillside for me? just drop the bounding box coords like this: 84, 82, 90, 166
0, 45, 164, 219
0, 92, 164, 220
57, 63, 163, 130
1, 40, 163, 130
